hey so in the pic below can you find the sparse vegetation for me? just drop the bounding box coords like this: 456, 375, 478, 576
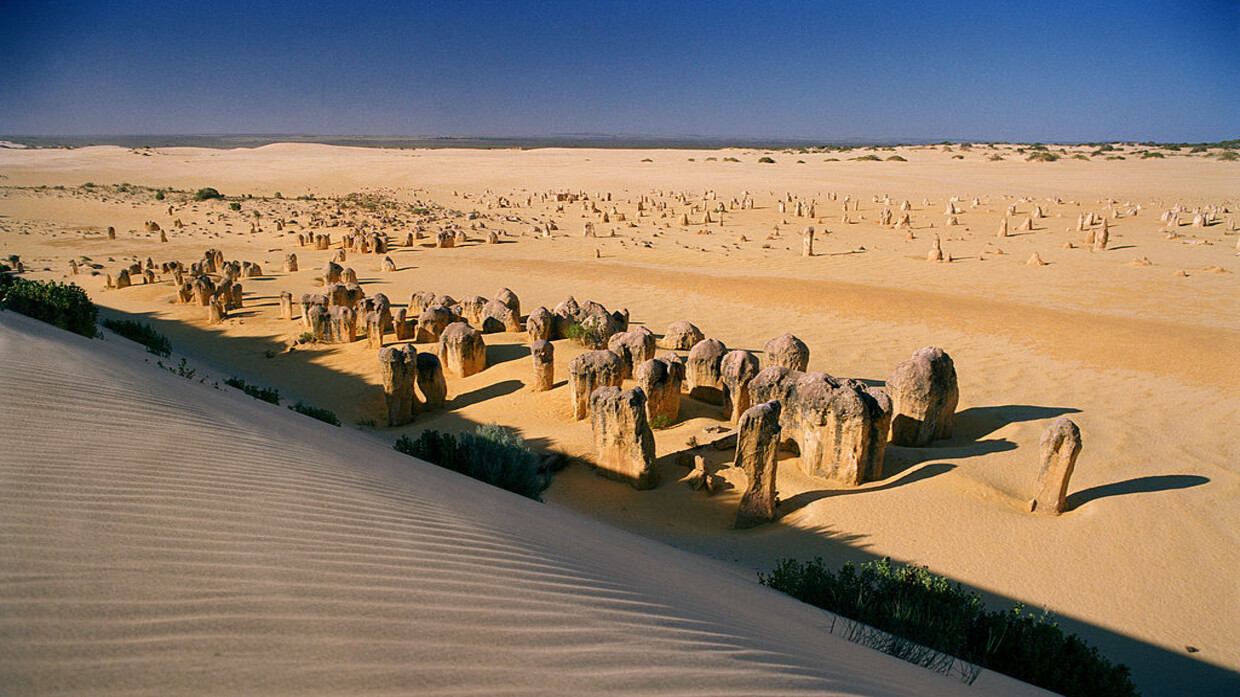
757, 156, 775, 163
759, 557, 1137, 697
229, 201, 242, 211
885, 155, 907, 161
0, 272, 98, 337
1026, 151, 1059, 162
988, 154, 1004, 161
102, 318, 171, 357
1219, 151, 1239, 161
289, 402, 340, 426
224, 377, 280, 404
1140, 151, 1165, 159
849, 154, 882, 161
649, 413, 673, 430
564, 321, 610, 349
193, 187, 223, 201
393, 424, 551, 501
1073, 154, 1090, 160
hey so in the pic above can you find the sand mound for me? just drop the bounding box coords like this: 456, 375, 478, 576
0, 312, 1046, 696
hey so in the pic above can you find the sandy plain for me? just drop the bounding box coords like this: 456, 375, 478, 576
0, 143, 1237, 696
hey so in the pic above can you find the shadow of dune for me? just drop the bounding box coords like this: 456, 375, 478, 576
951, 404, 1082, 442
1068, 474, 1209, 510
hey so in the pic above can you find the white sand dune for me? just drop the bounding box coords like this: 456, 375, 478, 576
0, 311, 1046, 696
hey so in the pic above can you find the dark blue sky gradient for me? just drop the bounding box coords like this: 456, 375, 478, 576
2, 0, 1237, 141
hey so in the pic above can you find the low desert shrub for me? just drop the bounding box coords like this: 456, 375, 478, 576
0, 272, 98, 337
193, 187, 223, 201
224, 377, 280, 404
649, 413, 673, 430
289, 402, 340, 426
393, 424, 550, 501
1140, 151, 1165, 159
229, 201, 242, 211
757, 156, 775, 163
102, 318, 171, 357
1026, 151, 1059, 162
759, 557, 1137, 697
1219, 151, 1239, 161
849, 154, 882, 161
885, 155, 907, 161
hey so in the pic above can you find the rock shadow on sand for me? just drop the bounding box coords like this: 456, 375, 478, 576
778, 462, 956, 516
1067, 474, 1209, 510
951, 404, 1082, 442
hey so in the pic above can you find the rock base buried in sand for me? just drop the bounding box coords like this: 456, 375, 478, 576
734, 401, 782, 528
1029, 417, 1082, 516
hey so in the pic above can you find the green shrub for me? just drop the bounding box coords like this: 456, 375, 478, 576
154, 191, 165, 201
564, 321, 610, 349
393, 424, 550, 500
757, 156, 775, 163
1026, 151, 1059, 162
649, 413, 673, 429
849, 154, 882, 161
289, 402, 340, 426
102, 318, 171, 357
1220, 151, 1239, 161
885, 155, 907, 161
759, 557, 1137, 697
0, 272, 98, 337
193, 187, 223, 201
1141, 151, 1165, 159
224, 377, 280, 404
229, 202, 241, 211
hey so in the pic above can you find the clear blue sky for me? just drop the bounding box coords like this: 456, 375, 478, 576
2, 0, 1237, 142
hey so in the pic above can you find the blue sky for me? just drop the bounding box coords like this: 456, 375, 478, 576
2, 0, 1237, 141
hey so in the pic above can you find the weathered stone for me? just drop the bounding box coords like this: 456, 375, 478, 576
530, 339, 554, 391
415, 351, 447, 409
380, 255, 396, 272
437, 322, 486, 377
192, 276, 214, 306
494, 287, 521, 317
802, 226, 815, 257
687, 338, 728, 403
568, 350, 624, 420
635, 357, 681, 425
378, 346, 417, 426
436, 230, 455, 248
409, 290, 438, 316
762, 333, 810, 372
660, 321, 705, 350
720, 349, 761, 422
796, 378, 884, 485
115, 269, 132, 289
366, 311, 385, 349
279, 291, 295, 320
300, 293, 327, 327
307, 305, 330, 341
207, 297, 226, 324
483, 298, 522, 333
284, 253, 298, 272
887, 347, 958, 447
329, 305, 357, 343
323, 261, 343, 285
393, 308, 414, 341
341, 267, 358, 285
608, 328, 656, 379
457, 295, 489, 325
1030, 418, 1083, 516
589, 386, 658, 489
735, 401, 783, 528
526, 306, 554, 342
416, 305, 455, 343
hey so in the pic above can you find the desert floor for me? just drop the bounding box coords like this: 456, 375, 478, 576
1, 143, 1237, 695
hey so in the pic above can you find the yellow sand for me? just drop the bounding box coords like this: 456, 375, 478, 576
1, 143, 1237, 695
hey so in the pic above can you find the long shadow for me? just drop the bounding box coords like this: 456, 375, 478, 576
486, 341, 530, 366
452, 379, 524, 409
1068, 474, 1209, 510
778, 462, 956, 515
881, 439, 1016, 477
91, 303, 1239, 697
951, 404, 1081, 442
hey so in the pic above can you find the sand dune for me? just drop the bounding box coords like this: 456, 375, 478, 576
0, 311, 1051, 695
